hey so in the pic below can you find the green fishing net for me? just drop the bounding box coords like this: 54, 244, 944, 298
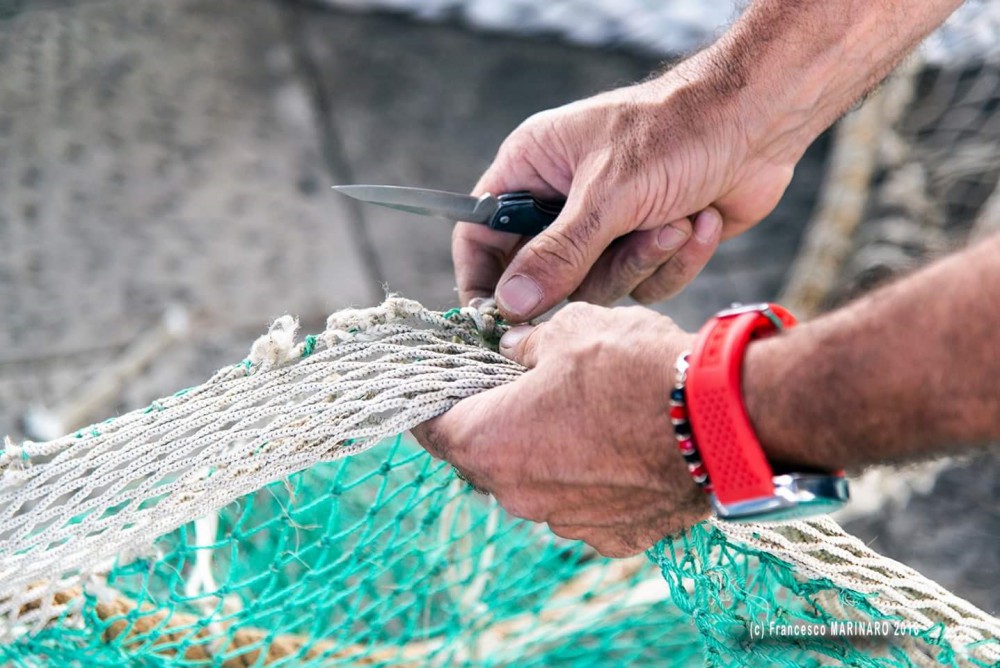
3, 436, 705, 667
0, 301, 995, 667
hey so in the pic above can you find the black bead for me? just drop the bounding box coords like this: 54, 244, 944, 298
670, 388, 685, 403
673, 421, 692, 438
681, 451, 702, 465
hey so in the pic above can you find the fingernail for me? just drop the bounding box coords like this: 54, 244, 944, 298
694, 209, 722, 243
656, 224, 689, 251
497, 275, 543, 319
500, 325, 533, 352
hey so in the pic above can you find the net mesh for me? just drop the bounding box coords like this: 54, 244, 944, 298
783, 49, 1000, 316
0, 298, 997, 667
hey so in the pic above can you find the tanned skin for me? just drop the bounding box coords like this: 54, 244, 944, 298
415, 234, 1000, 557
413, 0, 982, 558
745, 234, 1000, 470
451, 0, 963, 322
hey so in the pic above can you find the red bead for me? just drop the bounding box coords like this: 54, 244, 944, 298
669, 405, 687, 422
676, 438, 696, 455
688, 463, 707, 480
702, 483, 714, 493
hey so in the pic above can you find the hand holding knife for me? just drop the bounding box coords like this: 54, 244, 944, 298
333, 185, 564, 236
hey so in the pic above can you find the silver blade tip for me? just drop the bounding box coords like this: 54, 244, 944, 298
331, 185, 384, 202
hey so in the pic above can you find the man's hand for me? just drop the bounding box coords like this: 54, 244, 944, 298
411, 303, 711, 557
455, 76, 790, 321
455, 0, 963, 323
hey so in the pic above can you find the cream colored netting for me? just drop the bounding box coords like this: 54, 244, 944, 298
0, 298, 996, 666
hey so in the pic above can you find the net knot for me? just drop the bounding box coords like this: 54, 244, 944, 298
247, 315, 299, 371
323, 297, 424, 341
461, 297, 502, 340
0, 436, 32, 485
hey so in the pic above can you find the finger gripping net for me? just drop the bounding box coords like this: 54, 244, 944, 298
0, 298, 996, 666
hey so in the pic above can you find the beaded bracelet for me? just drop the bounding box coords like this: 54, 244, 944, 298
670, 352, 712, 493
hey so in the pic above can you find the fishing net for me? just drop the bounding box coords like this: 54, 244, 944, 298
783, 53, 1000, 317
0, 298, 997, 667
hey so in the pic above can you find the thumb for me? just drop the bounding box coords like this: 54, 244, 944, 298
454, 149, 567, 306
495, 189, 620, 322
498, 324, 543, 368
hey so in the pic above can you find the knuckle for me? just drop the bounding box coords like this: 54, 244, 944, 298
414, 422, 451, 459
631, 257, 691, 303
528, 227, 590, 272
558, 301, 593, 318
622, 305, 654, 320
451, 465, 489, 494
630, 292, 653, 305
615, 243, 657, 280
500, 112, 554, 162
528, 326, 554, 357
517, 110, 548, 132
511, 323, 545, 357
567, 341, 597, 367
495, 493, 546, 522
590, 539, 630, 559
547, 525, 571, 540
591, 535, 644, 559
553, 302, 604, 333
448, 444, 496, 481
503, 138, 534, 168
666, 252, 692, 279
616, 527, 654, 555
451, 219, 476, 244
547, 524, 586, 541
576, 208, 605, 246
472, 452, 504, 485
630, 280, 669, 304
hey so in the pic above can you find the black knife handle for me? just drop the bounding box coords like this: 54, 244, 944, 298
487, 191, 563, 236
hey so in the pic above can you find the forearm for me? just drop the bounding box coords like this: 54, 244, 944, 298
744, 233, 1000, 470
675, 0, 961, 162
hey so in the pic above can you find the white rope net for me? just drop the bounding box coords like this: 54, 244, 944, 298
0, 298, 997, 666
0, 299, 519, 638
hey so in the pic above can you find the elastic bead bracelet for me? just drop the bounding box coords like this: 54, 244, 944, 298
670, 352, 712, 493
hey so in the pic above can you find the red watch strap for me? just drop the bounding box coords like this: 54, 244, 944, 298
685, 305, 796, 505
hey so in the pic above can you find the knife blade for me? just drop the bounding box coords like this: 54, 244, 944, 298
333, 185, 562, 236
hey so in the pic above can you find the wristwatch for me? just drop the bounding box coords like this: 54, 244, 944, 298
672, 303, 850, 521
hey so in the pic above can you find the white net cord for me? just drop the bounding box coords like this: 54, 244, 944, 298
0, 297, 996, 666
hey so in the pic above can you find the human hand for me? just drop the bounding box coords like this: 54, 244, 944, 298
454, 64, 796, 322
411, 303, 712, 557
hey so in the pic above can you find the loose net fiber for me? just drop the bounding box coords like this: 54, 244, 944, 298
0, 298, 997, 667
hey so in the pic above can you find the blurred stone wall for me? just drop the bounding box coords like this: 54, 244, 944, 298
0, 0, 827, 441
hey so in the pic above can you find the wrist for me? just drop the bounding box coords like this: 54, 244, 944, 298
694, 0, 958, 166
741, 334, 800, 468
742, 326, 843, 471
679, 304, 849, 520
